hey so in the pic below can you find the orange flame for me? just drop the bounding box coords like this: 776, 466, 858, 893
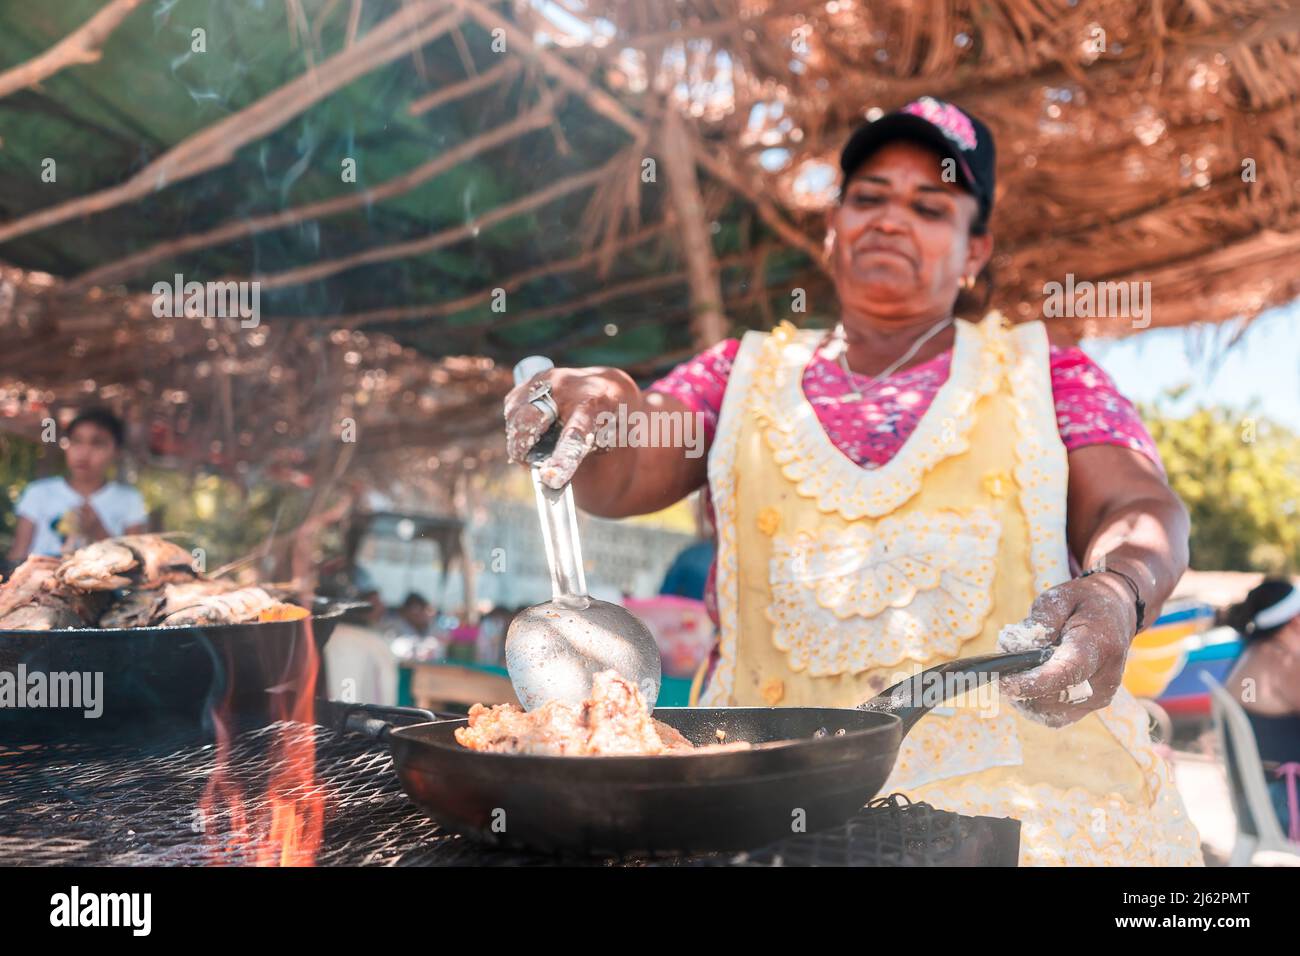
201, 617, 325, 866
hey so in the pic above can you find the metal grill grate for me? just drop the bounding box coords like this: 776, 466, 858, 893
0, 722, 1017, 866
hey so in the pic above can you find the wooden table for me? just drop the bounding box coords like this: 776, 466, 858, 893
404, 661, 518, 712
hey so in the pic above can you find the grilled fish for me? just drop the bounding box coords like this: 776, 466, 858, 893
158, 586, 280, 626
98, 579, 245, 628
0, 597, 85, 631
55, 535, 196, 591
4, 536, 298, 630
96, 589, 165, 629
0, 555, 61, 619
0, 582, 109, 631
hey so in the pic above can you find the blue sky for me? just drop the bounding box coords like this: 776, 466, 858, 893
1082, 297, 1300, 430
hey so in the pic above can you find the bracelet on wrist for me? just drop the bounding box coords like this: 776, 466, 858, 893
1079, 566, 1146, 633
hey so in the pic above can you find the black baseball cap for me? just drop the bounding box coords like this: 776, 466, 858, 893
839, 96, 996, 227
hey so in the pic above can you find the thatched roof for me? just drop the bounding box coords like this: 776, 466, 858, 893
1, 0, 1297, 478
0, 260, 510, 487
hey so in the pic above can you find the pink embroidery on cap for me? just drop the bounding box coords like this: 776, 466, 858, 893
902, 96, 977, 152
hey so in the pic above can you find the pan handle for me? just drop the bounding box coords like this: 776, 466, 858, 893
857, 648, 1053, 736
326, 701, 452, 740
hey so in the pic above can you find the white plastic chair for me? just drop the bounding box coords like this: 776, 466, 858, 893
1200, 672, 1300, 865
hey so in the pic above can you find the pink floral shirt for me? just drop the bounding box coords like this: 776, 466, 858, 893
649, 331, 1162, 680
649, 335, 1162, 471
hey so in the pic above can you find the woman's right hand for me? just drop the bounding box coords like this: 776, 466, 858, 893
504, 365, 639, 489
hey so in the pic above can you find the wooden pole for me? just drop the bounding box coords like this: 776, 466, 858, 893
409, 58, 520, 115
0, 0, 146, 99
481, 247, 756, 346
451, 0, 643, 142
454, 473, 478, 625
233, 162, 610, 290
660, 106, 726, 347
691, 141, 827, 266
0, 3, 460, 245
313, 219, 674, 328
70, 94, 556, 290
450, 0, 823, 273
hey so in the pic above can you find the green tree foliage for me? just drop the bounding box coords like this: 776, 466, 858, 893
0, 432, 42, 543
131, 470, 311, 571
1143, 403, 1300, 573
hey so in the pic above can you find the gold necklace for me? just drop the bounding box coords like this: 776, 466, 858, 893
834, 317, 954, 403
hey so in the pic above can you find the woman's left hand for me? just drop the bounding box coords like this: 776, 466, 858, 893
997, 573, 1139, 728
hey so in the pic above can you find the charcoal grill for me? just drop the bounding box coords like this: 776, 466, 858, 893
0, 717, 1019, 866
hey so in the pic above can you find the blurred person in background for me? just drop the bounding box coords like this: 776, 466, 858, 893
658, 540, 714, 601
356, 588, 387, 629
6, 407, 147, 564
384, 591, 434, 639
382, 591, 442, 660
474, 605, 515, 667
1224, 578, 1300, 840
323, 585, 397, 706
659, 493, 715, 603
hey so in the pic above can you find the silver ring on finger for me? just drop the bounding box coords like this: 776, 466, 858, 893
1058, 679, 1093, 704
526, 381, 558, 418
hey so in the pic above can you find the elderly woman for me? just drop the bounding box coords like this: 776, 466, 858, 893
505, 97, 1202, 865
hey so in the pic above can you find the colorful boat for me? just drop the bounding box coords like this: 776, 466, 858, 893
1156, 625, 1242, 719
1121, 602, 1217, 699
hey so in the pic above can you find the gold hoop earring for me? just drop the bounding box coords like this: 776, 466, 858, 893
960, 275, 975, 291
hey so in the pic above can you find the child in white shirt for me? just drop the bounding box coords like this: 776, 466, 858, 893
7, 408, 148, 560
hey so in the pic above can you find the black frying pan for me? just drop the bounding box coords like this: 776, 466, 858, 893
337, 648, 1052, 856
0, 598, 360, 737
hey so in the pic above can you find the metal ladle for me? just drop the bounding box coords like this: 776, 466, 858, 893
506, 357, 662, 712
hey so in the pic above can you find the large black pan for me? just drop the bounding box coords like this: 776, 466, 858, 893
337, 648, 1051, 856
0, 598, 360, 737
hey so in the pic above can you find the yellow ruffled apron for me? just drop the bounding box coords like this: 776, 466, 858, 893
696, 313, 1202, 866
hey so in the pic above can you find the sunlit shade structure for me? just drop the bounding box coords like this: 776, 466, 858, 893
0, 0, 1296, 480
